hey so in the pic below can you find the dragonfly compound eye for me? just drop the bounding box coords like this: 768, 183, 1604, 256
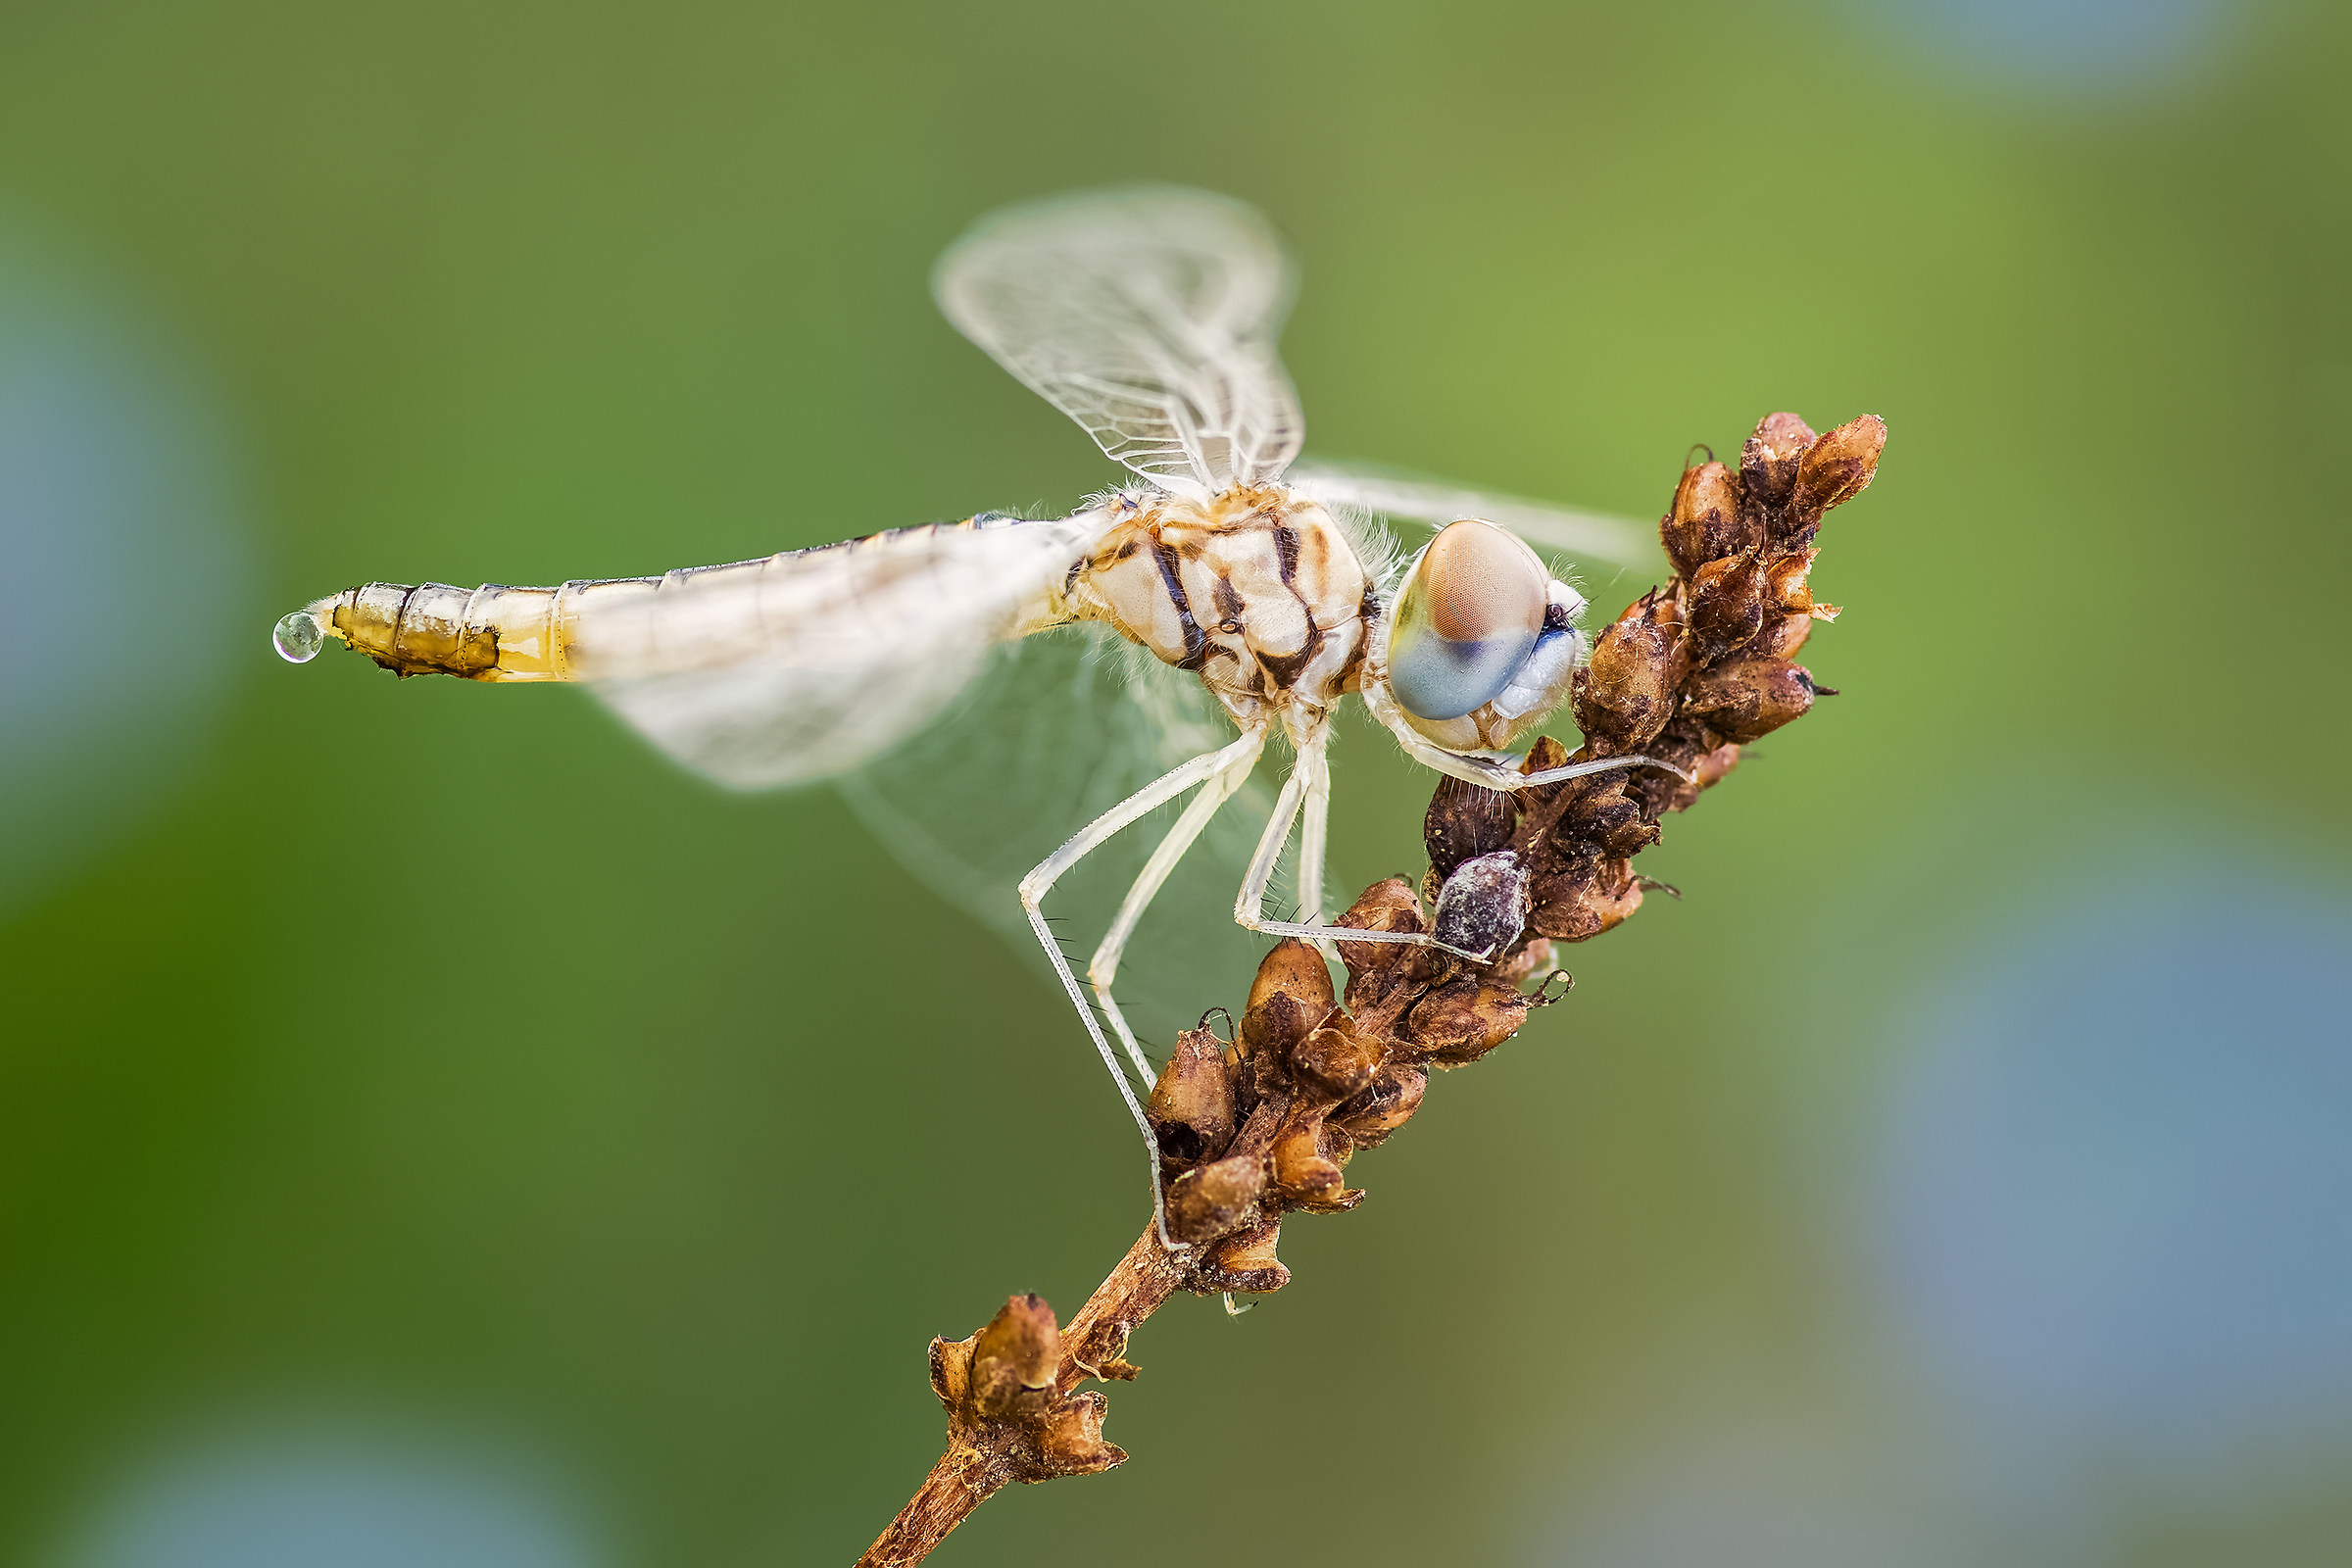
1388, 519, 1550, 721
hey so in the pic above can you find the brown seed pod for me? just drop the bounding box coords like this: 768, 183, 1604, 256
1197, 1222, 1290, 1295
1745, 610, 1814, 661
1403, 972, 1544, 1064
1690, 741, 1742, 790
1335, 879, 1434, 1017
1242, 939, 1336, 1065
1329, 1065, 1427, 1148
1788, 414, 1886, 534
1148, 1026, 1238, 1166
1553, 781, 1659, 858
1526, 854, 1644, 943
1684, 549, 1767, 664
1032, 1392, 1124, 1476
1292, 1019, 1381, 1100
1738, 411, 1818, 534
969, 1294, 1059, 1419
1271, 1118, 1357, 1209
1765, 547, 1820, 613
1679, 656, 1817, 742
1164, 1151, 1268, 1244
1573, 599, 1681, 750
1661, 460, 1755, 578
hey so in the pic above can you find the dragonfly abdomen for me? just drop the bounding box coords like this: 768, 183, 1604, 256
285, 516, 1067, 683
303, 580, 583, 680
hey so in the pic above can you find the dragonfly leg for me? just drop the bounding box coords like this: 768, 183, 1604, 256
1230, 726, 1455, 956
1020, 724, 1268, 1251
1361, 683, 1694, 793
1088, 730, 1268, 1078
1297, 715, 1332, 929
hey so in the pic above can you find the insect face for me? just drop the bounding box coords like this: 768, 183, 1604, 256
1388, 519, 1586, 749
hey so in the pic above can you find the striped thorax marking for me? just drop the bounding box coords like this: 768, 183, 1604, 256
1064, 485, 1372, 727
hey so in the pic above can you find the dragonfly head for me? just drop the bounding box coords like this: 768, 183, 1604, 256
1383, 519, 1587, 752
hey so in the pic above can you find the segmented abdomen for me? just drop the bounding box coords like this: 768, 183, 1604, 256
314, 577, 663, 681
308, 517, 1054, 682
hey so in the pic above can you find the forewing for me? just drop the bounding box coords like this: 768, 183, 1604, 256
588, 514, 1105, 789
839, 624, 1284, 1052
1290, 460, 1661, 575
935, 186, 1305, 498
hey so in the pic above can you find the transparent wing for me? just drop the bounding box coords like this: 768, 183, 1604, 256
1289, 459, 1662, 573
587, 514, 1108, 789
839, 623, 1288, 1053
935, 185, 1304, 499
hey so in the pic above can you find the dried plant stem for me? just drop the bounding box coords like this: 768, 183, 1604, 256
856, 1230, 1182, 1567
857, 411, 1886, 1567
856, 1445, 1005, 1568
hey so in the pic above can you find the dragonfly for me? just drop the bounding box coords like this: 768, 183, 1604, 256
271, 185, 1683, 1244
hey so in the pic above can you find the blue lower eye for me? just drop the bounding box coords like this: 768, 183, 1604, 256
1391, 625, 1538, 721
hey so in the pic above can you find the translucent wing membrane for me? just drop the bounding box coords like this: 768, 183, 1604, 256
1289, 459, 1661, 573
841, 624, 1283, 1052
587, 514, 1108, 788
935, 186, 1305, 498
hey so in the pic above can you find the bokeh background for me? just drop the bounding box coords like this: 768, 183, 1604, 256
4, 0, 2349, 1564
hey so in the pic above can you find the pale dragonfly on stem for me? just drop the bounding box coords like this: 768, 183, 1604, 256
272, 185, 1686, 1246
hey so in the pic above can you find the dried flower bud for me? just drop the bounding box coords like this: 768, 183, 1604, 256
1165, 1150, 1267, 1244
1494, 935, 1556, 986
1431, 850, 1530, 959
1527, 854, 1643, 943
1745, 611, 1812, 661
1242, 939, 1336, 1063
1271, 1119, 1357, 1209
1402, 972, 1542, 1065
1684, 550, 1766, 664
1573, 600, 1680, 749
928, 1335, 969, 1413
1680, 656, 1816, 743
1148, 1026, 1238, 1166
1033, 1391, 1124, 1476
1765, 548, 1819, 613
1544, 780, 1657, 858
1738, 412, 1817, 534
970, 1294, 1059, 1419
1198, 1221, 1290, 1295
1335, 879, 1433, 1015
1690, 741, 1741, 790
1787, 415, 1886, 534
1662, 460, 1756, 578
1517, 732, 1569, 779
1292, 1019, 1381, 1100
1330, 1065, 1427, 1148
1424, 774, 1516, 881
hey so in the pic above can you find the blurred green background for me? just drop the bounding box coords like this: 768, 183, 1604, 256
4, 1, 2349, 1564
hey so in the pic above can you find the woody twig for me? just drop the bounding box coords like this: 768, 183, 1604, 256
855, 411, 1887, 1568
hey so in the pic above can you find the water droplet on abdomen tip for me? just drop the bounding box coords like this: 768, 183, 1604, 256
271, 611, 323, 663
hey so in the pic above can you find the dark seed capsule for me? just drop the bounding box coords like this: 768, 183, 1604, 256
1424, 773, 1517, 881
1432, 850, 1531, 960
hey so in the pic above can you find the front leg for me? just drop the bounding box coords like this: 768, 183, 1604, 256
1019, 724, 1267, 1250
1369, 694, 1694, 792
1229, 724, 1485, 961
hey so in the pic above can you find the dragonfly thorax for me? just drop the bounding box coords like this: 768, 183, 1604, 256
1064, 485, 1374, 727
